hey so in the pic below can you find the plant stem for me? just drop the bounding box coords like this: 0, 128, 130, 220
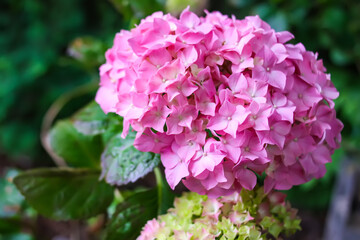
154, 167, 163, 215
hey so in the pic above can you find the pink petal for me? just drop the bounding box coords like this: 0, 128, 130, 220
235, 168, 257, 190
207, 115, 228, 131
147, 48, 172, 67
312, 145, 331, 164
180, 7, 200, 29
180, 32, 205, 44
254, 116, 270, 131
224, 120, 239, 138
182, 177, 206, 195
224, 143, 241, 163
165, 162, 189, 189
161, 150, 180, 169
268, 70, 286, 90
276, 106, 295, 123
179, 46, 198, 67
272, 92, 287, 107
191, 156, 215, 177
228, 73, 247, 93
134, 133, 155, 152
271, 43, 288, 63
95, 87, 118, 114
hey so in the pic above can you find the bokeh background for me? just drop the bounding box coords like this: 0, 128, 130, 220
1, 0, 359, 239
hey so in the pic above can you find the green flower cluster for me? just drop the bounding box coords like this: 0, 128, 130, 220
138, 187, 301, 240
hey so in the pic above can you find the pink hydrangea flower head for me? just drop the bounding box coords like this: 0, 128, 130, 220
97, 8, 343, 197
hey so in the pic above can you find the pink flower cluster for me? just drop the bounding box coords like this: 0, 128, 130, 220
96, 7, 343, 197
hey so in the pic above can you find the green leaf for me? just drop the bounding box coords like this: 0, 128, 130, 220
49, 120, 103, 168
104, 169, 175, 240
13, 168, 114, 220
268, 223, 283, 238
101, 134, 160, 186
260, 216, 272, 228
71, 101, 122, 137
104, 189, 157, 240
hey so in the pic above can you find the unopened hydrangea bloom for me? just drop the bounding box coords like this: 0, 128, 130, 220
137, 188, 301, 240
96, 7, 343, 196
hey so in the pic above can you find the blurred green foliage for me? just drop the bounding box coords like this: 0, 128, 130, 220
110, 0, 164, 24
0, 169, 24, 218
0, 169, 36, 239
0, 0, 123, 165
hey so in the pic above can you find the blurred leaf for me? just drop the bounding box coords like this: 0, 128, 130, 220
330, 48, 352, 66
49, 120, 103, 168
71, 101, 122, 137
0, 123, 37, 158
252, 3, 273, 18
13, 168, 114, 220
227, 0, 254, 8
267, 11, 288, 31
101, 133, 160, 186
165, 0, 208, 15
320, 7, 347, 34
0, 233, 34, 240
110, 0, 164, 23
67, 37, 107, 68
0, 169, 24, 218
104, 174, 175, 240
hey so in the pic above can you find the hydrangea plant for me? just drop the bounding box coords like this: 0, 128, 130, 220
11, 5, 343, 240
138, 187, 300, 240
96, 7, 342, 197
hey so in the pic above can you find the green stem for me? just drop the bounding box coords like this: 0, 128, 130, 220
154, 167, 163, 215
